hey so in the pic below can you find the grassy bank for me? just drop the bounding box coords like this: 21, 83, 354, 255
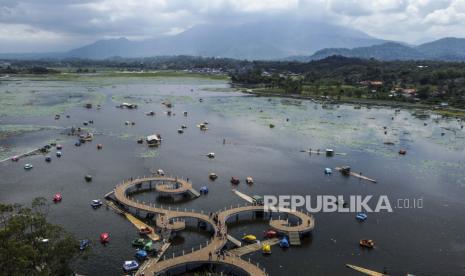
242, 87, 465, 118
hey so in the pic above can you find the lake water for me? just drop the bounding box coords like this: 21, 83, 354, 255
1, 74, 464, 275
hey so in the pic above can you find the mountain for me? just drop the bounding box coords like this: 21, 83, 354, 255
297, 38, 465, 61
52, 19, 385, 60
415, 37, 465, 60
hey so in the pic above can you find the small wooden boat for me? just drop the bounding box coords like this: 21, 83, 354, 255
137, 138, 144, 144
269, 123, 275, 128
209, 173, 218, 180
231, 177, 240, 185
45, 156, 52, 162
359, 239, 375, 248
53, 193, 62, 203
399, 149, 407, 155
262, 243, 271, 254
97, 144, 103, 149
246, 177, 254, 184
242, 235, 257, 243
340, 166, 351, 175
100, 232, 110, 243
123, 260, 139, 272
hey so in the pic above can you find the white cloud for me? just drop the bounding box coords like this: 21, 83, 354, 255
1, 0, 465, 52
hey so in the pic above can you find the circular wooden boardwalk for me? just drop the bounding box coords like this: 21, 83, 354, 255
112, 176, 315, 275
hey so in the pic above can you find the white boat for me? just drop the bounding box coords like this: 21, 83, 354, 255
122, 260, 139, 271
207, 152, 215, 158
24, 164, 33, 170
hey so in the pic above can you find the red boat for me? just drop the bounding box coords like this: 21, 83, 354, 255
230, 177, 240, 185
53, 193, 62, 203
139, 227, 152, 235
264, 230, 277, 239
100, 232, 110, 243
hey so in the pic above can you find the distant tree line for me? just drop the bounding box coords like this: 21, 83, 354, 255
1, 55, 465, 107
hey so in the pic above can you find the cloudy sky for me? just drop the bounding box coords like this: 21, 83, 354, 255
0, 0, 464, 52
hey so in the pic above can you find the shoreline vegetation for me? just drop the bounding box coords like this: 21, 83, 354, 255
1, 55, 465, 117
238, 86, 465, 118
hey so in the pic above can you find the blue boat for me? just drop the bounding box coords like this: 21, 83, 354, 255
91, 199, 103, 208
123, 260, 139, 272
45, 156, 52, 162
279, 237, 290, 248
324, 168, 332, 174
200, 186, 209, 194
79, 239, 90, 251
135, 250, 148, 260
356, 212, 368, 221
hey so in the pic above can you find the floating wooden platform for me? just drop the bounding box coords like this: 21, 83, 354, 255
105, 200, 124, 215
228, 238, 279, 256
232, 189, 254, 203
124, 213, 160, 241
345, 264, 387, 276
335, 167, 377, 183
105, 200, 159, 241
288, 231, 301, 245
187, 187, 200, 198
136, 242, 171, 276
227, 234, 242, 247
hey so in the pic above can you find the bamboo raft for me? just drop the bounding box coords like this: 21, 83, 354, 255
300, 150, 347, 156
346, 264, 387, 276
335, 167, 377, 183
0, 147, 42, 163
232, 189, 254, 203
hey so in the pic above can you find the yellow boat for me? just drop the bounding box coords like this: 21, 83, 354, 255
242, 234, 257, 243
262, 243, 271, 254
